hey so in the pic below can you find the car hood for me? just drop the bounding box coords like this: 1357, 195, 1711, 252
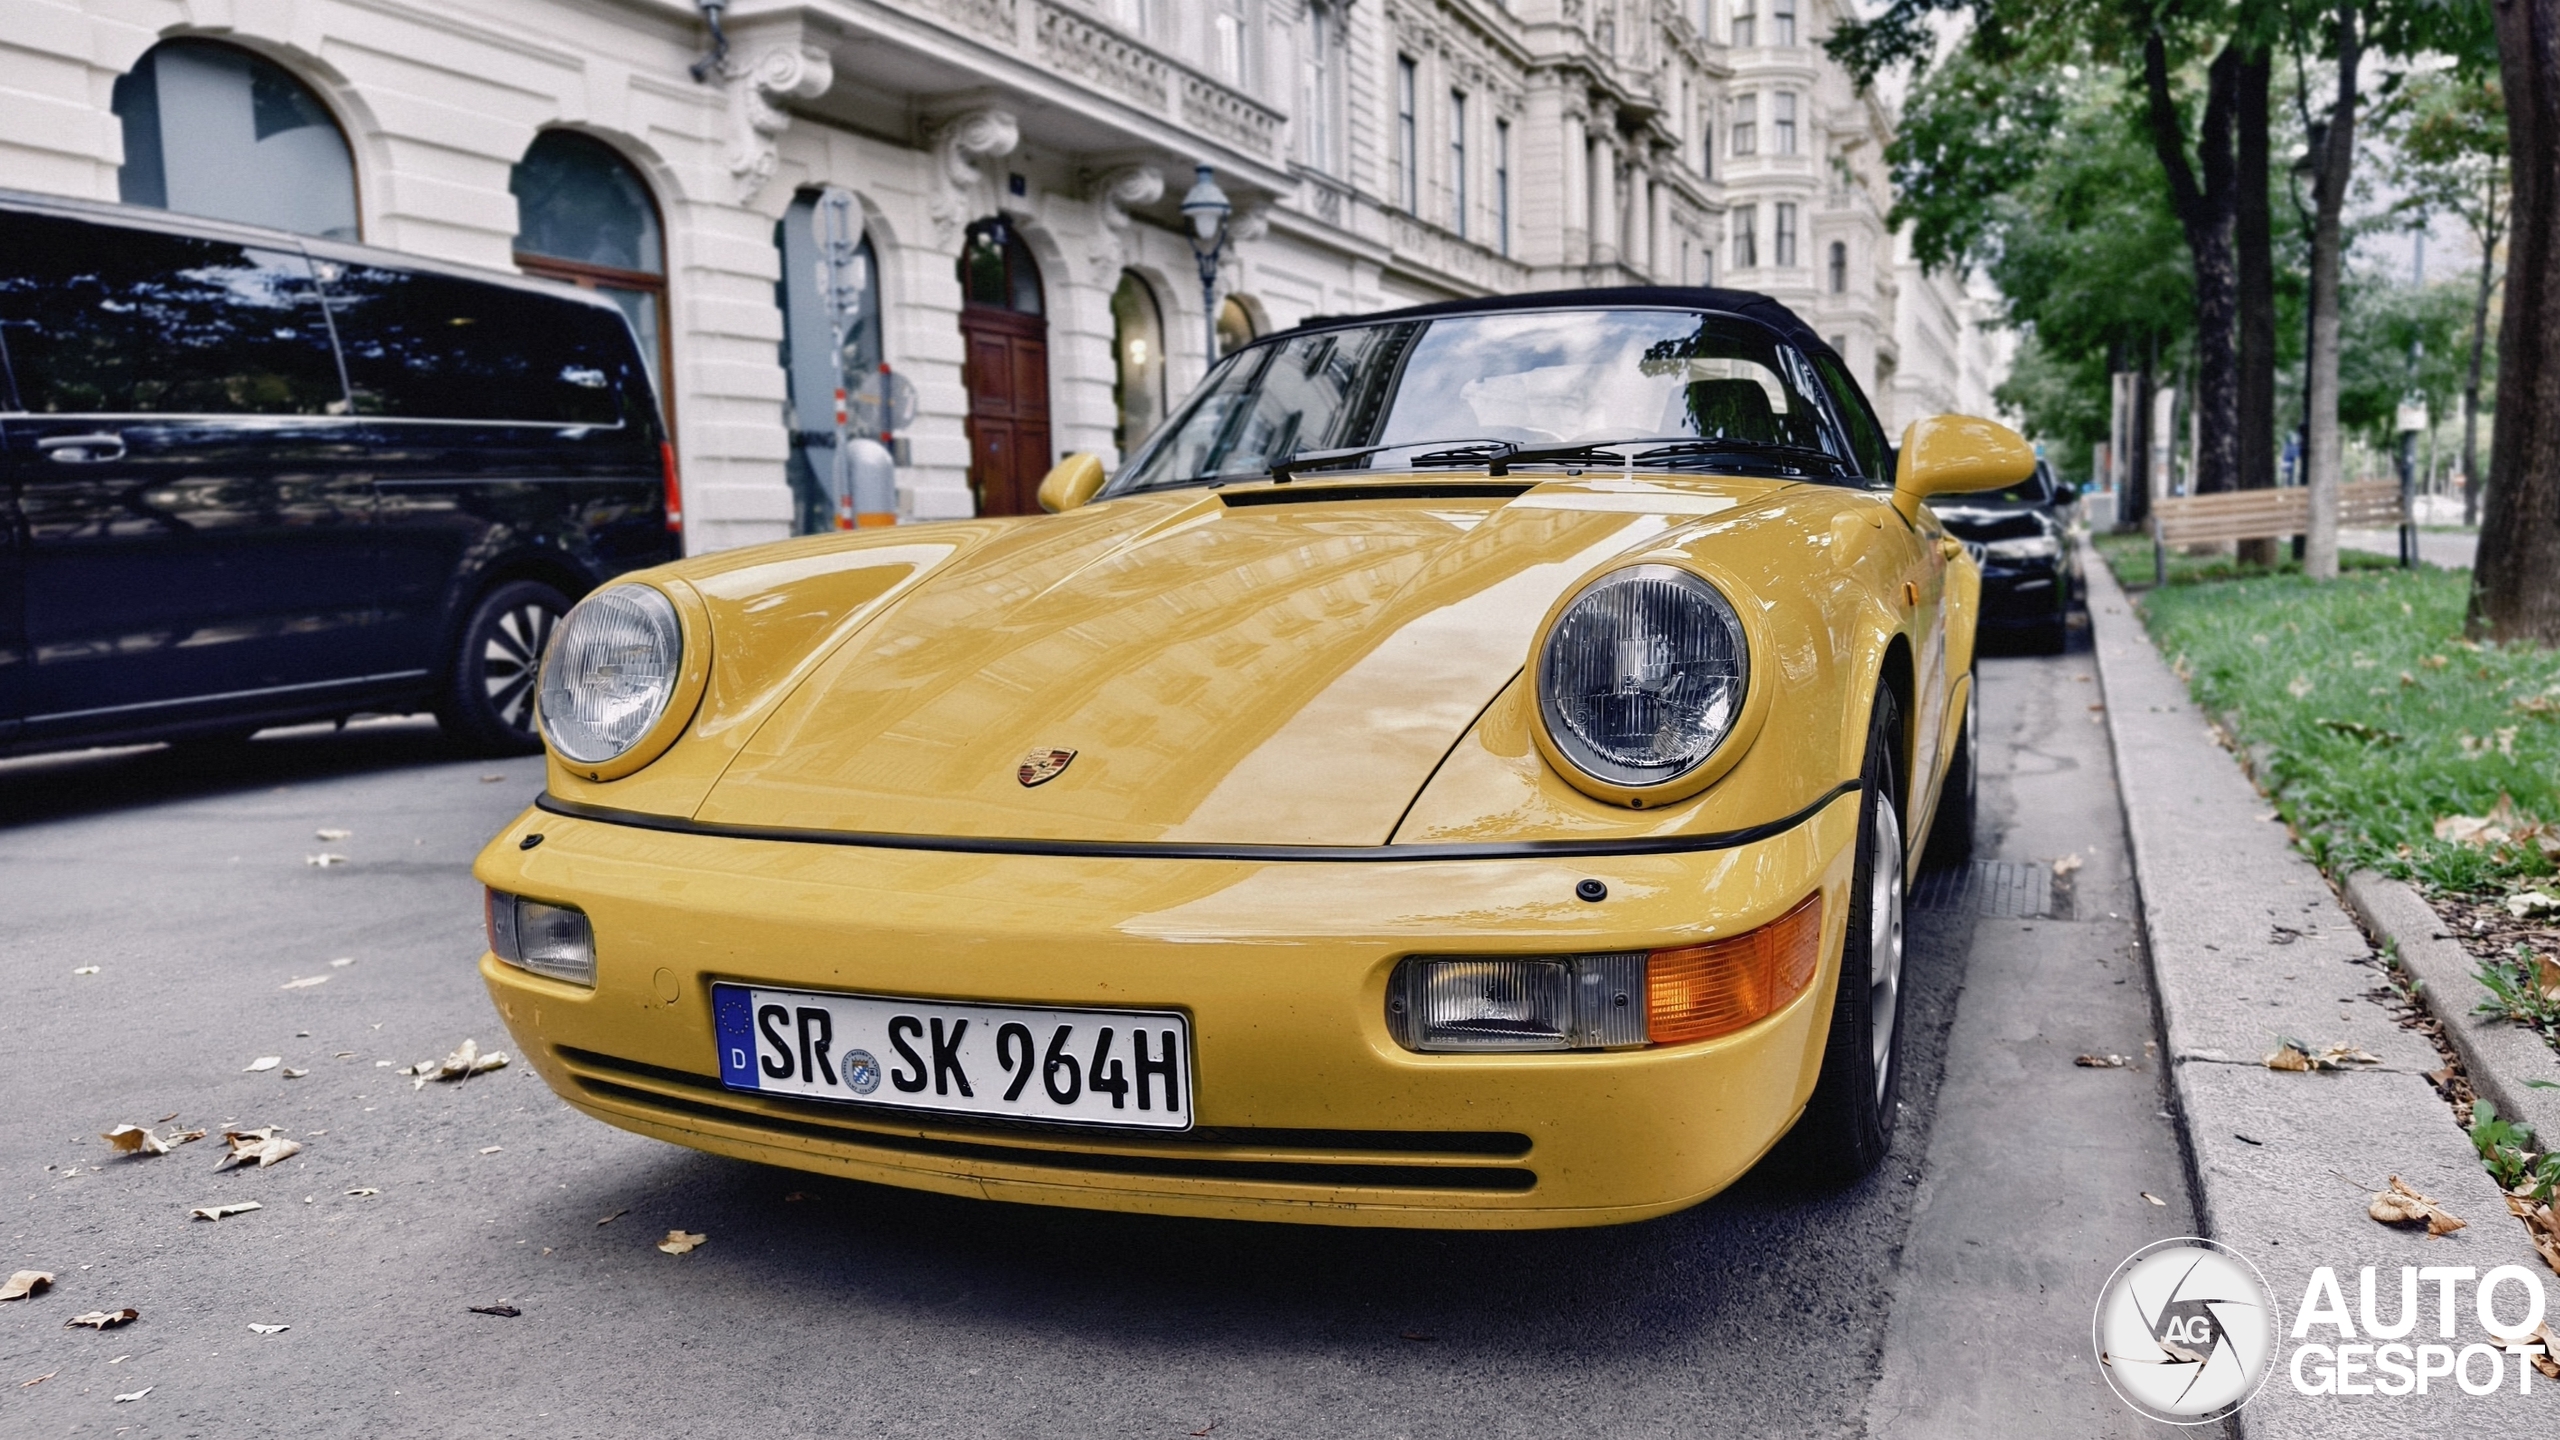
688, 478, 1792, 846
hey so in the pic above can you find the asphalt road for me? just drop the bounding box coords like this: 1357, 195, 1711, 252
0, 643, 2184, 1439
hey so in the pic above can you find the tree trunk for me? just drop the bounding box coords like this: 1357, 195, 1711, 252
2125, 353, 2156, 529
2304, 4, 2361, 580
2472, 0, 2560, 639
2236, 45, 2281, 563
2464, 230, 2493, 527
2144, 36, 2243, 496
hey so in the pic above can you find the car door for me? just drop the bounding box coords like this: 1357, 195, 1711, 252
0, 205, 379, 742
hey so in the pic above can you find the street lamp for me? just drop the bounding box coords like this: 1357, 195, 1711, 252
1180, 164, 1233, 364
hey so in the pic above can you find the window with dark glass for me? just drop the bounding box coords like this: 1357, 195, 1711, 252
1830, 240, 1849, 293
1732, 95, 1757, 156
1775, 203, 1798, 268
511, 131, 670, 429
1398, 57, 1419, 211
1814, 351, 1892, 479
960, 220, 1044, 314
1112, 272, 1168, 454
1732, 205, 1757, 269
1772, 0, 1796, 44
0, 210, 344, 414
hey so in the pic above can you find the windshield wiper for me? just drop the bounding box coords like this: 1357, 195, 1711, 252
1628, 439, 1851, 475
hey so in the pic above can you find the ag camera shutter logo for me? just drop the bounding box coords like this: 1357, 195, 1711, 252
2093, 1237, 2280, 1422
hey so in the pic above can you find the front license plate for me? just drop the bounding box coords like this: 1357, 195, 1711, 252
710, 984, 1193, 1131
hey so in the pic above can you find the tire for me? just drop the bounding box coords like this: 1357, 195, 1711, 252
1921, 676, 1977, 872
436, 579, 568, 755
1781, 686, 1910, 1185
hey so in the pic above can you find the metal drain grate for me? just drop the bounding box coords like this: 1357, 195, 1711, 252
1911, 860, 2060, 919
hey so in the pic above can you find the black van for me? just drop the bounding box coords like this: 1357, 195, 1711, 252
0, 189, 678, 757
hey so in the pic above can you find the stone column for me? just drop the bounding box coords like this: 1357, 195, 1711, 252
1588, 103, 1619, 268
1561, 104, 1589, 266
1648, 171, 1672, 280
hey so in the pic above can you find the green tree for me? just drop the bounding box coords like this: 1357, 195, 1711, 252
2380, 72, 2507, 523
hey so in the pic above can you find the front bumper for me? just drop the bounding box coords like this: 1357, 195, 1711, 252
472, 794, 1861, 1229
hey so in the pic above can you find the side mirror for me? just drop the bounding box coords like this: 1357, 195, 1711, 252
1037, 453, 1107, 513
1893, 415, 2035, 521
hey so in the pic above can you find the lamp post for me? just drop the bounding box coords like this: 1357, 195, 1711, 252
1180, 165, 1234, 365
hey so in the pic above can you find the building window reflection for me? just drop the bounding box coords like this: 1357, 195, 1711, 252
1111, 272, 1167, 457
112, 39, 359, 241
511, 130, 672, 433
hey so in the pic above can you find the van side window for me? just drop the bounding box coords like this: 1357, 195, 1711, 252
0, 210, 345, 415
1813, 352, 1893, 482
321, 266, 631, 426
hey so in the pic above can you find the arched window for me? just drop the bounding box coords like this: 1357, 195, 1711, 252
113, 39, 358, 240
960, 220, 1043, 314
778, 190, 886, 536
1216, 296, 1258, 356
511, 131, 671, 430
1111, 273, 1167, 456
1829, 240, 1849, 294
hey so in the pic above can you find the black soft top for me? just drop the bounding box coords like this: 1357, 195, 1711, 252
1265, 285, 1840, 367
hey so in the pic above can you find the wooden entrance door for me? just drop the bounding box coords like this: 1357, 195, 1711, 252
960, 306, 1050, 516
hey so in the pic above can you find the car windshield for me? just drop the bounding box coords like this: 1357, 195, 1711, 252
1958, 469, 2055, 507
1108, 308, 1853, 495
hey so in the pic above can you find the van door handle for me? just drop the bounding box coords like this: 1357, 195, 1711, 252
38, 433, 127, 464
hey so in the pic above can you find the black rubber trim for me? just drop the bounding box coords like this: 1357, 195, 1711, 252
568, 1074, 1538, 1193
531, 779, 1860, 863
1218, 481, 1534, 506
557, 1046, 1531, 1156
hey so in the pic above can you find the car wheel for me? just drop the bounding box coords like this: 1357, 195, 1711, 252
1781, 686, 1909, 1185
1921, 677, 1976, 872
436, 579, 569, 755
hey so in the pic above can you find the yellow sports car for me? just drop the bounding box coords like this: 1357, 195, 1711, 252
473, 288, 2031, 1229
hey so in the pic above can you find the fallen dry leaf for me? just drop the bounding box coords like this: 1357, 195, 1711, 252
279, 975, 329, 990
480, 773, 504, 783
2076, 1054, 2129, 1068
314, 828, 351, 841
468, 1304, 521, 1318
0, 1271, 53, 1302
113, 1386, 151, 1402
165, 1129, 205, 1147
2265, 1038, 2382, 1072
783, 1192, 810, 1203
101, 1125, 168, 1157
408, 1038, 509, 1089
248, 1323, 288, 1335
2506, 891, 2560, 919
212, 1128, 301, 1171
65, 1309, 138, 1329
2142, 1192, 2168, 1207
2053, 853, 2085, 877
328, 957, 354, 969
2369, 1175, 2466, 1236
19, 1371, 54, 1388
244, 1056, 281, 1072
2530, 1320, 2560, 1380
71, 966, 98, 976
596, 1209, 628, 1227
657, 1230, 707, 1255
305, 852, 348, 867
478, 1146, 502, 1155
190, 1202, 262, 1221
346, 1188, 380, 1198
2160, 1337, 2209, 1364
280, 1068, 309, 1080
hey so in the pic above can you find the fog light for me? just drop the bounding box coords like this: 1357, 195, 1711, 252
1647, 894, 1824, 1044
485, 888, 595, 987
1390, 953, 1647, 1052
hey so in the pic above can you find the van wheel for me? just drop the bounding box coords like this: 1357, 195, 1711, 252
1921, 677, 1976, 872
437, 580, 568, 755
1780, 686, 1908, 1185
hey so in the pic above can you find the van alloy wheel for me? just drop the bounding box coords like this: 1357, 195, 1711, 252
437, 580, 571, 755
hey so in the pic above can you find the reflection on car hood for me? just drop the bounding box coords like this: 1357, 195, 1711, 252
692, 477, 1791, 846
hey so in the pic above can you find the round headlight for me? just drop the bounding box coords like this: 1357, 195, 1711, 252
538, 585, 683, 765
1537, 566, 1750, 788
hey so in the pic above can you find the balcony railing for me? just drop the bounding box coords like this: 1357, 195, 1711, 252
914, 0, 1284, 160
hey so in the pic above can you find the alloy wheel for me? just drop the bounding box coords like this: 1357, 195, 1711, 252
1867, 789, 1907, 1102
482, 602, 556, 733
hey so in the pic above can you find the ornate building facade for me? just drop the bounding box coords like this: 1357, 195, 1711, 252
5, 0, 2004, 553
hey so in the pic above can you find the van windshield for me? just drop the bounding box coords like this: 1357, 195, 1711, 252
1109, 308, 1850, 494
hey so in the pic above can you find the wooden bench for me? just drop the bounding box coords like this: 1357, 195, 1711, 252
2149, 480, 2408, 582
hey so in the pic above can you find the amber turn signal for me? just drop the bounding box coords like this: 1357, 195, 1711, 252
1646, 893, 1824, 1045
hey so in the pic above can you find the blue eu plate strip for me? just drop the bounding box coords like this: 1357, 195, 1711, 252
711, 984, 759, 1091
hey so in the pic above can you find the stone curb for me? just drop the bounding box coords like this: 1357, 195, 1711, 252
2082, 543, 2541, 1436
2342, 870, 2560, 1147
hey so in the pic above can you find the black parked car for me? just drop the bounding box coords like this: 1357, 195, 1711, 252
0, 189, 678, 757
1932, 458, 2080, 653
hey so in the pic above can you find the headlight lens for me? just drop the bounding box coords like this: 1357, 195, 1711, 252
1536, 566, 1750, 788
537, 584, 682, 764
1983, 534, 2060, 561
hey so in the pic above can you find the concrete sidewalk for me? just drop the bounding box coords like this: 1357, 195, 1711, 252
2087, 547, 2542, 1435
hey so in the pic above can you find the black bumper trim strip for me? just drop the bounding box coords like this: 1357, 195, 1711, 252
531, 779, 1861, 863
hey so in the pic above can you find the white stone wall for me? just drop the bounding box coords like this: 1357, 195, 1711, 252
2, 0, 2009, 554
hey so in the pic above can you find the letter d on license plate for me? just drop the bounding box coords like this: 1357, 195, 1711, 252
711, 984, 1193, 1131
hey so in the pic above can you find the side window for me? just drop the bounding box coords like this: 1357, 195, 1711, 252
1813, 352, 1892, 482
320, 265, 633, 425
0, 210, 344, 415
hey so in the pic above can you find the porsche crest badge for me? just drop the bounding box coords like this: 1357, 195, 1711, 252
1017, 748, 1076, 787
